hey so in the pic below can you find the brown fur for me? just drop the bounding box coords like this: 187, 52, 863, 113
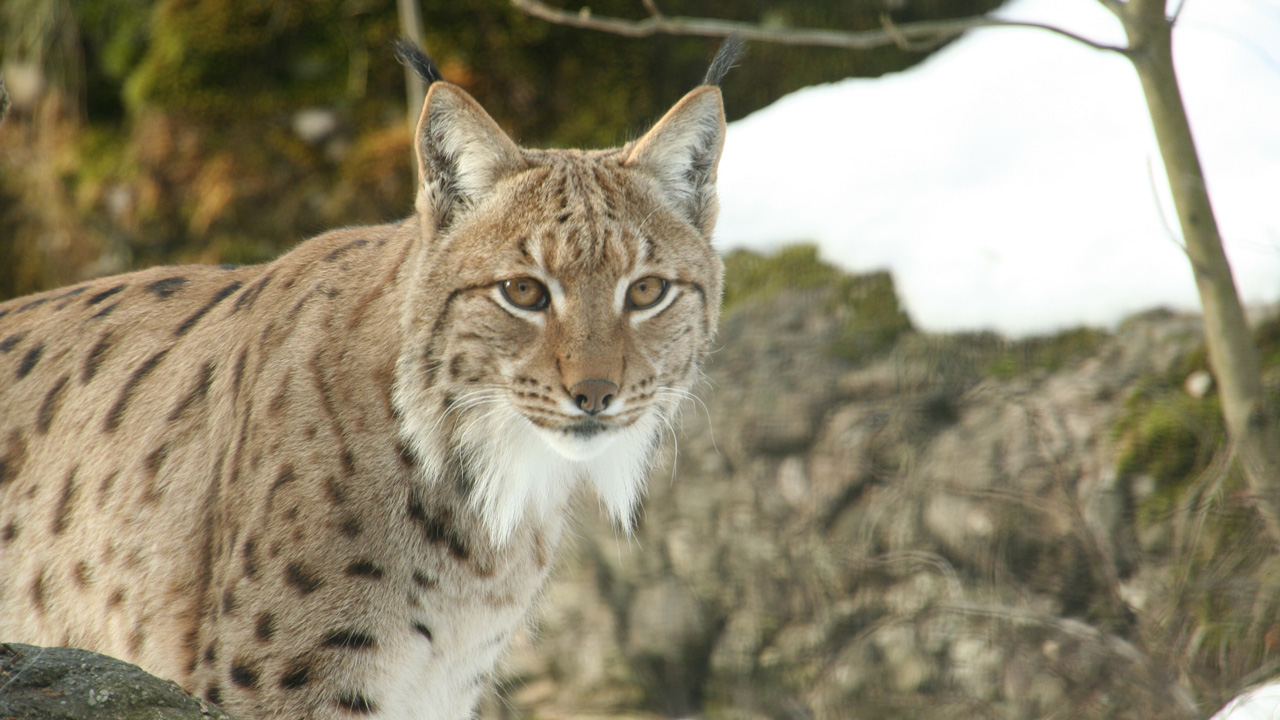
0, 78, 726, 719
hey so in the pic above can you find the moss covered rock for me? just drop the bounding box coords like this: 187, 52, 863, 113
0, 643, 235, 720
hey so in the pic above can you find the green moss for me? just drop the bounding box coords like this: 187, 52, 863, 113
1113, 384, 1224, 530
75, 126, 136, 204
1255, 314, 1280, 370
722, 245, 842, 311
982, 328, 1109, 379
722, 245, 913, 363
124, 0, 383, 119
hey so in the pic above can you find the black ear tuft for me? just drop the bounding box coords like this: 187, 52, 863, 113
703, 35, 745, 87
395, 38, 443, 85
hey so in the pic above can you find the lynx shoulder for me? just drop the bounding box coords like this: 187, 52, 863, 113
0, 40, 739, 720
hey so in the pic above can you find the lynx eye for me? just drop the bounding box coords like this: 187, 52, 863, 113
500, 277, 549, 310
627, 276, 669, 310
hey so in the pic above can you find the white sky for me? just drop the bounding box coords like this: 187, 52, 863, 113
714, 0, 1280, 337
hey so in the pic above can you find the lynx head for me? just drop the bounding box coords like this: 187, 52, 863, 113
393, 41, 740, 544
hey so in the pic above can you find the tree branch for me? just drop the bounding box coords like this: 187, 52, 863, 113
511, 0, 1130, 55
1097, 0, 1126, 20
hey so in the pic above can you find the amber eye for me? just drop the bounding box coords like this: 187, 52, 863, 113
500, 277, 549, 310
627, 276, 669, 310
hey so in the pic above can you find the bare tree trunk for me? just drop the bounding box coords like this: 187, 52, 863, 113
1112, 0, 1280, 545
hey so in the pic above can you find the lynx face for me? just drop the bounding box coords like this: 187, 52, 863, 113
395, 85, 726, 545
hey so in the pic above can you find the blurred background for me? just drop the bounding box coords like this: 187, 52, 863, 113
3, 0, 1280, 718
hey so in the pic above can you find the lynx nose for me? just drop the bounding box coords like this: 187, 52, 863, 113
569, 379, 618, 416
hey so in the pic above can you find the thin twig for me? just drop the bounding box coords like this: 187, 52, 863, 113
879, 12, 931, 53
511, 0, 1131, 55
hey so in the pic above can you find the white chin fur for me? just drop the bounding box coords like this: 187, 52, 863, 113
538, 426, 620, 461
425, 405, 662, 546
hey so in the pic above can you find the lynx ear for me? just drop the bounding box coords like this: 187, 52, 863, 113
415, 83, 525, 230
624, 86, 726, 236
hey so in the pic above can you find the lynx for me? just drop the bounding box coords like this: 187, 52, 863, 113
0, 40, 739, 719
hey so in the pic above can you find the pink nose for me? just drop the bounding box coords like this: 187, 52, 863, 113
569, 380, 618, 416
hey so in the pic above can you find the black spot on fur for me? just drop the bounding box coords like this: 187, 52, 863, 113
412, 621, 433, 642
396, 440, 415, 469
268, 381, 289, 417
322, 629, 376, 650
230, 661, 259, 689
222, 588, 236, 614
232, 347, 248, 396
205, 685, 222, 705
6, 299, 37, 320
176, 281, 242, 337
17, 343, 43, 379
203, 644, 218, 665
1, 521, 17, 543
0, 332, 23, 353
30, 571, 46, 612
407, 493, 470, 561
36, 374, 70, 434
104, 348, 171, 432
89, 301, 119, 319
339, 517, 361, 538
82, 332, 114, 384
128, 626, 146, 655
324, 239, 369, 262
96, 470, 119, 507
0, 430, 28, 487
285, 563, 323, 595
145, 443, 169, 477
146, 277, 188, 299
287, 290, 315, 322
345, 560, 384, 580
73, 560, 91, 587
335, 692, 377, 714
268, 465, 297, 509
233, 274, 273, 313
255, 612, 275, 642
86, 284, 126, 306
53, 286, 88, 309
51, 467, 77, 535
325, 476, 349, 506
412, 569, 437, 589
169, 360, 215, 421
280, 662, 311, 689
243, 538, 259, 579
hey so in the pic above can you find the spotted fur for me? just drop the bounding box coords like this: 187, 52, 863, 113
0, 49, 728, 720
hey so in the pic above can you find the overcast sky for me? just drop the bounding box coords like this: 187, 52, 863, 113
714, 0, 1280, 337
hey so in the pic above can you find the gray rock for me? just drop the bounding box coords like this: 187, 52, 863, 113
0, 643, 234, 720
